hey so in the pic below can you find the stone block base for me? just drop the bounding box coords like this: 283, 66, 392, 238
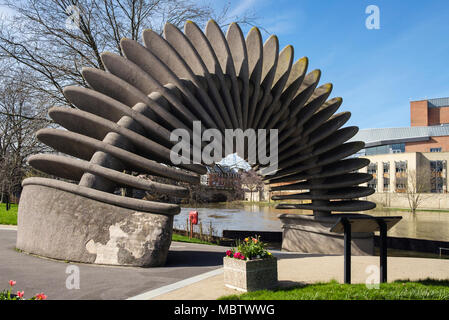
16, 184, 173, 267
278, 214, 374, 256
223, 257, 278, 292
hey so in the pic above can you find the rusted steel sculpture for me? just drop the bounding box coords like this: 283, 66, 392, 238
17, 21, 375, 266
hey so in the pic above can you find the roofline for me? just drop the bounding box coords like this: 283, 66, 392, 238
364, 137, 430, 148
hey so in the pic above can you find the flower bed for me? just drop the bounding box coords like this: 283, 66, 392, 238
0, 280, 47, 300
225, 236, 274, 261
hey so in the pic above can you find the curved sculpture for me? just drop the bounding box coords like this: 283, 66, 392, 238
17, 21, 375, 266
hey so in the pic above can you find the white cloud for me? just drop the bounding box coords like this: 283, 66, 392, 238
0, 5, 16, 18
228, 0, 258, 18
260, 10, 306, 36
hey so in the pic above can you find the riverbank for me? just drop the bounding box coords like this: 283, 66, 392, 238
373, 206, 449, 213
236, 200, 449, 213
368, 193, 449, 212
5, 201, 449, 243
186, 200, 449, 213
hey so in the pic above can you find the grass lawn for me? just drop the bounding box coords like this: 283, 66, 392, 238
219, 279, 449, 300
172, 233, 216, 245
0, 203, 18, 225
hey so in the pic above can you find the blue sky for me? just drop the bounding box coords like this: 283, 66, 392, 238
213, 0, 449, 129
1, 1, 448, 130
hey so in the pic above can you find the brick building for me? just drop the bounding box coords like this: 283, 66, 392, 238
200, 164, 241, 189
351, 97, 449, 196
408, 97, 449, 152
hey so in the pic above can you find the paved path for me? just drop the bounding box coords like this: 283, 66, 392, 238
0, 227, 226, 300
2, 226, 449, 300
153, 253, 449, 300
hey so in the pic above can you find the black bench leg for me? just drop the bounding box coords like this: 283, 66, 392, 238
343, 219, 351, 284
379, 221, 387, 283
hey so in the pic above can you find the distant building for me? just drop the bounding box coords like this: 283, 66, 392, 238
353, 97, 449, 156
200, 164, 241, 189
351, 97, 449, 203
359, 151, 447, 193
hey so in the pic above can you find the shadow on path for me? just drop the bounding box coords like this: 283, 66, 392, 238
166, 249, 226, 267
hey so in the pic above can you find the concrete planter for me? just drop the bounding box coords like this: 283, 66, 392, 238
223, 257, 278, 292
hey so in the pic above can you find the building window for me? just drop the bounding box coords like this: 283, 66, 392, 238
367, 163, 377, 190
394, 161, 407, 192
395, 161, 407, 173
431, 160, 445, 193
367, 163, 377, 174
430, 148, 442, 153
391, 143, 405, 153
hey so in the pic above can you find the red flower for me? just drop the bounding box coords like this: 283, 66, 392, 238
9, 280, 16, 287
17, 291, 24, 299
240, 255, 245, 260
226, 250, 232, 257
234, 252, 242, 259
35, 293, 47, 300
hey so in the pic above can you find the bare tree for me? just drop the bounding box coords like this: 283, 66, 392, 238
241, 169, 263, 202
0, 69, 50, 206
0, 0, 257, 206
404, 168, 429, 214
0, 0, 257, 108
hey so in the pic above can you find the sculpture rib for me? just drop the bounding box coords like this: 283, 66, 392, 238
25, 20, 375, 217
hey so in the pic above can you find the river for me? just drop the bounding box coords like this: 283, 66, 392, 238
175, 203, 449, 242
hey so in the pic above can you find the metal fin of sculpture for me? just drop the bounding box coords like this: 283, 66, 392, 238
16, 21, 375, 266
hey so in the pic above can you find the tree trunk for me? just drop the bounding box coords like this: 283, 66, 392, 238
5, 193, 10, 211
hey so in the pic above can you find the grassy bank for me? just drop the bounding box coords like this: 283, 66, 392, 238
373, 206, 449, 213
219, 279, 449, 300
0, 203, 18, 225
172, 233, 217, 245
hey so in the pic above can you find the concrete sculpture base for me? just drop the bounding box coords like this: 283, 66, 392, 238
16, 183, 173, 267
278, 214, 374, 256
